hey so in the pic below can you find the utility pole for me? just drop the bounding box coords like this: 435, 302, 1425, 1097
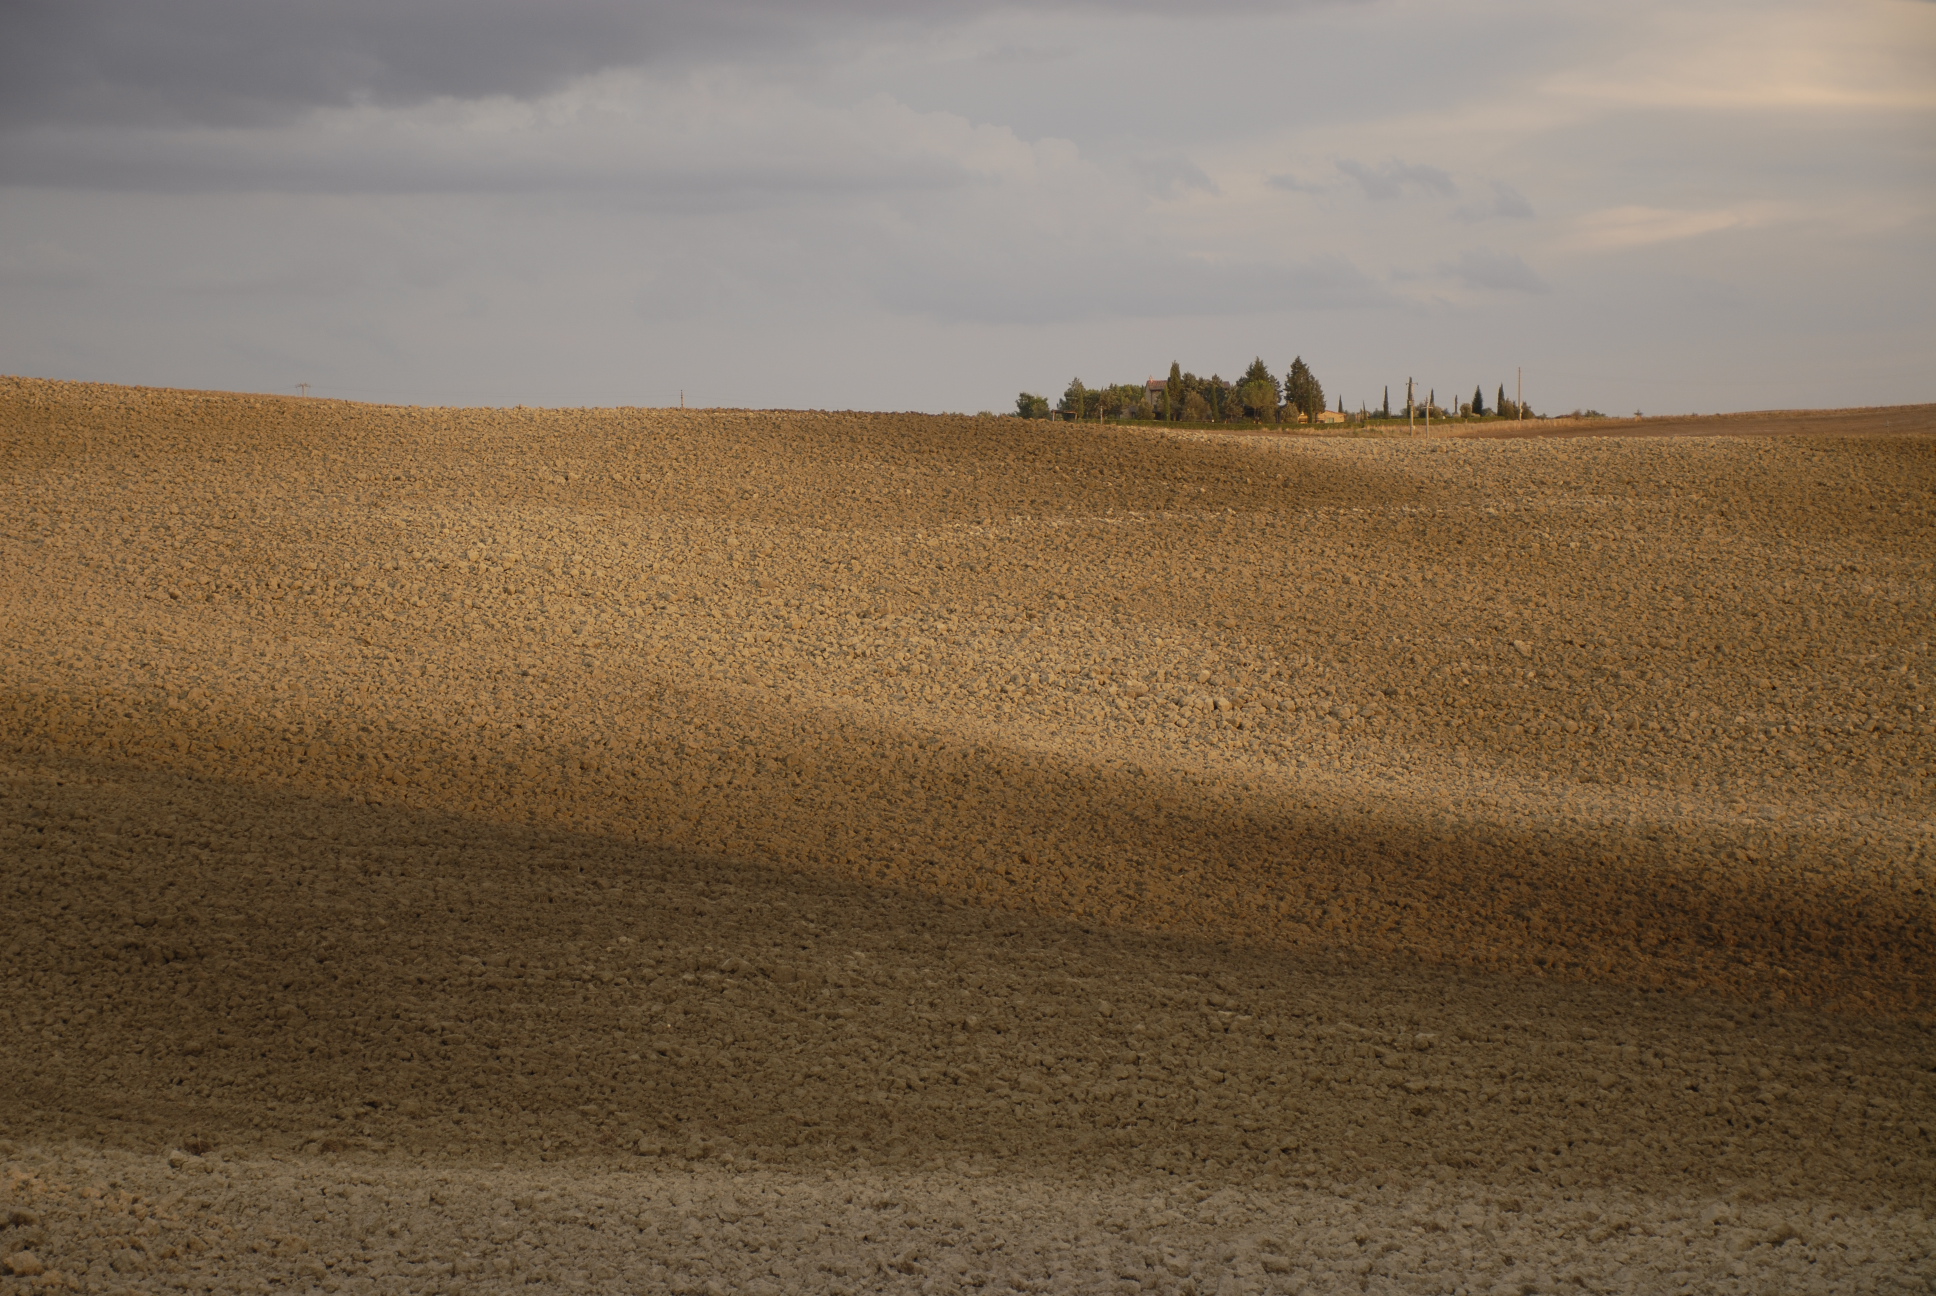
1407, 378, 1414, 432
1517, 367, 1523, 421
679, 390, 685, 410
296, 383, 310, 397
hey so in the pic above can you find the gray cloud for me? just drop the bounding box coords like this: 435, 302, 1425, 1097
1336, 158, 1457, 201
0, 0, 1300, 128
0, 115, 970, 202
2, 0, 662, 128
1444, 248, 1550, 294
870, 248, 1393, 325
1130, 157, 1219, 198
1267, 172, 1325, 193
1457, 179, 1534, 222
976, 42, 1078, 65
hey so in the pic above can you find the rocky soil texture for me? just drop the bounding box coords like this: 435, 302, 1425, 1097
2, 377, 1932, 1295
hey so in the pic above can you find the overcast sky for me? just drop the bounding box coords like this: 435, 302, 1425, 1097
2, 0, 1931, 413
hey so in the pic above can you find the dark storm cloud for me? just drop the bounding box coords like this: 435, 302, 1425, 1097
1, 0, 654, 127
0, 0, 1300, 128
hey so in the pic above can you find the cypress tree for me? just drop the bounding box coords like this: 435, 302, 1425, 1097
1472, 384, 1486, 416
1166, 362, 1183, 421
1284, 357, 1324, 422
1381, 386, 1391, 417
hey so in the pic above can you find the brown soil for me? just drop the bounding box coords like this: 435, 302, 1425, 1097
1451, 404, 1936, 442
2, 377, 1932, 1294
1211, 403, 1936, 444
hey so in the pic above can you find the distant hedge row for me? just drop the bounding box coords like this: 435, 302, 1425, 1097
1018, 362, 1540, 423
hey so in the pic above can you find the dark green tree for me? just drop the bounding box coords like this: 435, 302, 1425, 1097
1100, 383, 1148, 419
1015, 391, 1050, 419
1472, 384, 1486, 416
1057, 378, 1091, 420
1381, 385, 1391, 418
1284, 356, 1324, 422
1165, 362, 1183, 421
1241, 382, 1274, 420
1239, 357, 1280, 421
1497, 384, 1508, 417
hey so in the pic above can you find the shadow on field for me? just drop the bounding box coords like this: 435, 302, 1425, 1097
5, 739, 1930, 1206
7, 675, 1931, 1032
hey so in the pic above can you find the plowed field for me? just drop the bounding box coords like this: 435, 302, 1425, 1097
3, 377, 1932, 1294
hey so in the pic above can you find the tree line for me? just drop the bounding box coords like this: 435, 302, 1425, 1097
1403, 384, 1536, 421
1016, 360, 1538, 423
1016, 357, 1325, 424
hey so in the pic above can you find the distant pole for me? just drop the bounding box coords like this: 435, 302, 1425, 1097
1517, 367, 1523, 421
1407, 378, 1414, 432
296, 383, 310, 397
680, 390, 685, 409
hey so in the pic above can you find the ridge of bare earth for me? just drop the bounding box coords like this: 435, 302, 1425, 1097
1450, 403, 1936, 441
2, 376, 1932, 1295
